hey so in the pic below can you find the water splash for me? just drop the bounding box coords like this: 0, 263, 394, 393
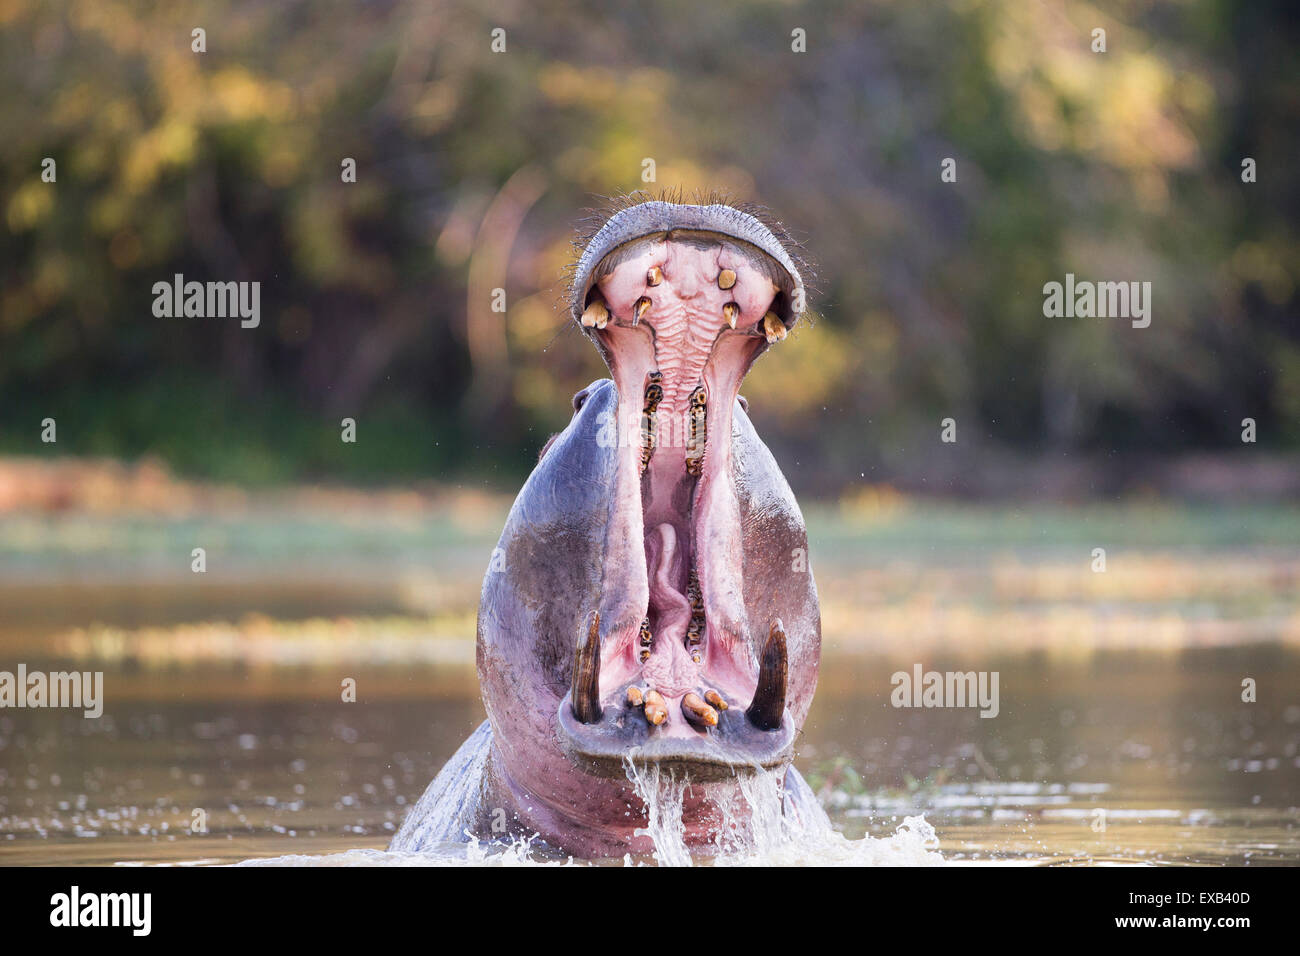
620, 757, 944, 867
236, 756, 944, 867
622, 757, 692, 866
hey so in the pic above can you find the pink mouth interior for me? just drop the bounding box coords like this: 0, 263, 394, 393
584, 233, 784, 736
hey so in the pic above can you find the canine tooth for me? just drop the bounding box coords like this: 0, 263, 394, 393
717, 268, 736, 290
745, 619, 787, 731
647, 266, 663, 287
704, 689, 728, 711
722, 302, 739, 329
633, 296, 652, 324
682, 692, 719, 728
571, 611, 603, 724
762, 311, 786, 343
626, 686, 645, 708
581, 299, 609, 330
643, 689, 668, 726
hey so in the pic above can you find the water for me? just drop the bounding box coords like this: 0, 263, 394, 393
2, 646, 1295, 866
2, 502, 1297, 865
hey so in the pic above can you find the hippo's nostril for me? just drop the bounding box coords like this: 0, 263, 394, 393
571, 611, 603, 724
745, 620, 788, 731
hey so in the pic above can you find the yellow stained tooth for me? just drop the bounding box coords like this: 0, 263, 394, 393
647, 266, 663, 287
762, 311, 787, 343
581, 299, 609, 329
682, 692, 719, 727
704, 689, 728, 711
633, 296, 652, 324
626, 686, 645, 708
643, 689, 668, 726
722, 302, 739, 329
717, 269, 736, 290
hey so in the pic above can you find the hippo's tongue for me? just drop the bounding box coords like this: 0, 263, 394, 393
562, 228, 797, 763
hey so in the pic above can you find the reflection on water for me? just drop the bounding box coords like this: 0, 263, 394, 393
1, 647, 1295, 866
1, 502, 1297, 865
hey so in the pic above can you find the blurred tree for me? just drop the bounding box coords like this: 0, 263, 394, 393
0, 0, 1296, 489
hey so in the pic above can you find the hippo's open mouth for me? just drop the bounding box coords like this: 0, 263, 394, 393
555, 201, 807, 781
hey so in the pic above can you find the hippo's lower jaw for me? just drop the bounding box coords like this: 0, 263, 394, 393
556, 693, 797, 783
558, 607, 797, 781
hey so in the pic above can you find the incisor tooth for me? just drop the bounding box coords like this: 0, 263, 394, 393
718, 269, 736, 290
626, 686, 645, 708
633, 296, 652, 324
643, 689, 668, 726
722, 302, 739, 329
647, 266, 663, 287
704, 689, 728, 711
762, 311, 786, 344
682, 692, 719, 728
581, 299, 609, 330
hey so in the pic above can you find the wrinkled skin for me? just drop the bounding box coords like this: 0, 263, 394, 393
393, 199, 821, 858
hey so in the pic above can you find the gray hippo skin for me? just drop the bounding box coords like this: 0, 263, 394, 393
393, 197, 821, 857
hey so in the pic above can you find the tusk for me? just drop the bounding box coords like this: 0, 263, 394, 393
570, 611, 603, 724
745, 619, 787, 731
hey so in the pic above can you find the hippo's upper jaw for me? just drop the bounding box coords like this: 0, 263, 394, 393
544, 198, 817, 782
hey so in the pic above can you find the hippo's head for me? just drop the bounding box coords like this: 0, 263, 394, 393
475, 195, 820, 854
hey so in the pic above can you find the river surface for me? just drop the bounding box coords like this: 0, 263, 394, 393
1, 503, 1297, 865
2, 647, 1295, 866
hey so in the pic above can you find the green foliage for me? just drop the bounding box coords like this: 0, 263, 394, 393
1, 0, 1296, 486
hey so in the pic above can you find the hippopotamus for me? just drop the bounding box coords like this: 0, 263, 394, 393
392, 196, 822, 858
